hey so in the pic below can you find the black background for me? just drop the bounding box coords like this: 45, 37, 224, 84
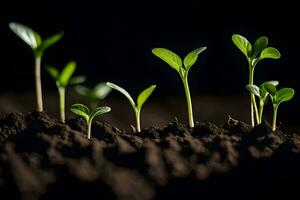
0, 0, 299, 123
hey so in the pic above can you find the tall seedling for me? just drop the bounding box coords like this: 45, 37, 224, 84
232, 34, 281, 126
152, 47, 206, 128
46, 61, 85, 122
9, 22, 63, 112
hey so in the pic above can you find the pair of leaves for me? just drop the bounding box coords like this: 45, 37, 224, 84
9, 22, 63, 57
106, 82, 156, 110
70, 104, 111, 123
46, 61, 86, 87
152, 47, 207, 75
263, 84, 295, 105
232, 34, 281, 61
74, 82, 112, 101
246, 81, 279, 98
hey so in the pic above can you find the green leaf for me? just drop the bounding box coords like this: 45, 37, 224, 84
90, 106, 111, 119
232, 34, 252, 58
106, 82, 135, 107
45, 65, 59, 80
260, 47, 281, 59
59, 61, 76, 87
183, 47, 207, 70
137, 85, 156, 108
263, 83, 277, 97
93, 83, 112, 100
260, 81, 279, 99
68, 76, 86, 85
74, 85, 90, 96
275, 88, 295, 103
246, 84, 260, 97
261, 80, 279, 87
252, 36, 268, 58
152, 48, 182, 72
70, 103, 90, 122
37, 32, 64, 54
9, 22, 41, 49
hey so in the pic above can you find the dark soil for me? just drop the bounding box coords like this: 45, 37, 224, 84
1, 112, 300, 200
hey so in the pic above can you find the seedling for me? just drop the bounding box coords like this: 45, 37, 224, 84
263, 84, 295, 131
74, 82, 112, 109
246, 81, 279, 124
9, 22, 63, 112
152, 47, 206, 128
46, 61, 86, 123
232, 34, 281, 126
106, 82, 156, 132
70, 104, 111, 139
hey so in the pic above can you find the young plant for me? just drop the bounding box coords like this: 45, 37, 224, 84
263, 84, 295, 131
46, 61, 86, 123
70, 104, 111, 139
106, 82, 156, 132
9, 22, 63, 112
74, 82, 112, 109
152, 47, 206, 128
232, 34, 281, 126
246, 81, 279, 124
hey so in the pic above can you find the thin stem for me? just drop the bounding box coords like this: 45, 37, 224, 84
135, 108, 141, 132
35, 56, 43, 112
248, 63, 259, 126
258, 100, 264, 124
87, 119, 92, 139
182, 74, 194, 128
272, 105, 278, 131
58, 87, 65, 123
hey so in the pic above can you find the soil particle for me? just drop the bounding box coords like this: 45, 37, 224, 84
1, 111, 300, 199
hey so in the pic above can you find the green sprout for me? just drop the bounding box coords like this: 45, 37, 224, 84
246, 81, 279, 124
106, 82, 156, 132
9, 22, 63, 112
152, 47, 206, 128
46, 61, 86, 123
232, 34, 281, 127
74, 82, 112, 109
263, 84, 295, 131
70, 104, 111, 139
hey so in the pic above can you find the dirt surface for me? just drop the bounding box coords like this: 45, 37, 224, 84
1, 111, 300, 200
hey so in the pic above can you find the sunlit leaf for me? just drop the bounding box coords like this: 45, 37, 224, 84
70, 103, 90, 122
137, 85, 156, 108
90, 106, 111, 120
246, 84, 260, 97
275, 88, 295, 103
260, 47, 281, 59
252, 36, 268, 58
9, 22, 41, 49
106, 82, 135, 107
183, 47, 207, 70
232, 34, 252, 58
59, 61, 76, 86
152, 48, 182, 72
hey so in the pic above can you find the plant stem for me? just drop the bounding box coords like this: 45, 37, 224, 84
259, 100, 264, 124
272, 105, 278, 131
248, 63, 259, 126
35, 56, 43, 112
135, 108, 141, 132
87, 120, 92, 139
58, 87, 65, 123
182, 75, 194, 128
